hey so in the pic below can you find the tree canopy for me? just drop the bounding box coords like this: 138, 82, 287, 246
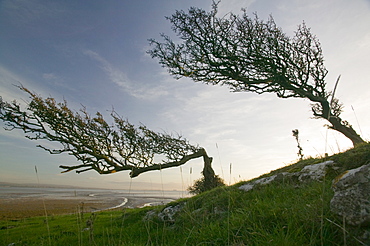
148, 3, 364, 146
0, 86, 215, 179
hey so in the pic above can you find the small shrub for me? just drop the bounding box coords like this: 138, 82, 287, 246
187, 175, 225, 195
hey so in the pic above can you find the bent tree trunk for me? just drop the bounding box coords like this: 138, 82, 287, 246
327, 116, 364, 146
128, 148, 210, 177
315, 100, 365, 147
129, 148, 219, 192
202, 151, 217, 191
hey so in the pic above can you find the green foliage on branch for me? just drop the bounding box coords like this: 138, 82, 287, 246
187, 174, 225, 195
148, 2, 364, 146
0, 86, 206, 177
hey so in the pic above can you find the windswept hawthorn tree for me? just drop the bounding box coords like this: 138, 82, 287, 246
148, 2, 364, 146
0, 86, 223, 191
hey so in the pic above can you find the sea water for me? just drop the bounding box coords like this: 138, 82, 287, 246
0, 185, 189, 210
0, 186, 185, 199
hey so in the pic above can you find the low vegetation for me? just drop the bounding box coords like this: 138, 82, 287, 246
1, 143, 369, 245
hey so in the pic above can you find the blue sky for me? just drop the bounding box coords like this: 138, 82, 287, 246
1, 0, 369, 190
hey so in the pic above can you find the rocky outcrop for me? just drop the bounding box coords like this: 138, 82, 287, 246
239, 172, 288, 191
144, 203, 185, 222
144, 159, 369, 240
298, 160, 336, 182
239, 160, 335, 192
238, 160, 370, 243
330, 163, 370, 227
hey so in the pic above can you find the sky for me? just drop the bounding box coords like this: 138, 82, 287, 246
1, 0, 369, 190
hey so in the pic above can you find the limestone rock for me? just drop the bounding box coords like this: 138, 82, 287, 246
239, 172, 289, 191
239, 160, 335, 192
330, 163, 370, 226
158, 204, 183, 222
298, 160, 335, 182
144, 203, 185, 222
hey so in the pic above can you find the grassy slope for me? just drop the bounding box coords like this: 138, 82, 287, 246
1, 143, 369, 245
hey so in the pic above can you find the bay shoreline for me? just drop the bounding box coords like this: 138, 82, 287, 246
0, 186, 185, 220
0, 196, 177, 220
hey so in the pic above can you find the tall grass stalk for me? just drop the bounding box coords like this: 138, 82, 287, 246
180, 166, 185, 197
216, 143, 225, 179
34, 165, 51, 246
160, 168, 166, 245
334, 134, 341, 153
351, 105, 364, 137
184, 226, 196, 244
159, 167, 165, 199
320, 129, 330, 246
76, 205, 81, 246
118, 176, 133, 244
320, 174, 325, 246
325, 218, 367, 246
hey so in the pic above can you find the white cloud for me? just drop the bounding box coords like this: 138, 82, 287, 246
42, 73, 57, 80
0, 65, 42, 103
2, 0, 65, 26
218, 0, 256, 14
83, 49, 168, 100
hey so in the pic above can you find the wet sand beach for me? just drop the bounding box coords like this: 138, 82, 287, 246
0, 196, 175, 220
0, 186, 182, 220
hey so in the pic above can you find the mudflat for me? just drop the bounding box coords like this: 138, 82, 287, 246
0, 196, 171, 220
0, 197, 120, 220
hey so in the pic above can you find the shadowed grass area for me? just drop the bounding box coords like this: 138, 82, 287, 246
1, 143, 369, 245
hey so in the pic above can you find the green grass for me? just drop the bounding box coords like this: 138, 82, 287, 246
1, 143, 369, 245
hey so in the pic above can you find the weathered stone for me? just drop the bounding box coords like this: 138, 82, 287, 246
298, 160, 335, 182
330, 163, 370, 226
143, 202, 185, 222
158, 204, 183, 222
239, 161, 336, 192
144, 203, 185, 222
239, 172, 290, 191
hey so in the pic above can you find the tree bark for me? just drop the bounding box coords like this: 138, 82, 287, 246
317, 100, 365, 147
327, 116, 364, 146
202, 149, 215, 189
128, 148, 217, 178
129, 149, 206, 177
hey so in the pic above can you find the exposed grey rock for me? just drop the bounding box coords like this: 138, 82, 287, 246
330, 163, 370, 227
238, 183, 255, 192
158, 204, 183, 222
144, 203, 185, 222
239, 172, 290, 191
239, 161, 336, 192
298, 160, 335, 182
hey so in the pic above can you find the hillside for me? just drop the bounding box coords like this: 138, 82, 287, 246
1, 143, 369, 245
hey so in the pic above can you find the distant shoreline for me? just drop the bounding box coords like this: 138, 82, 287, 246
0, 181, 185, 192
0, 195, 177, 220
0, 185, 184, 220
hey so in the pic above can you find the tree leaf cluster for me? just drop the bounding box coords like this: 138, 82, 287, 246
149, 3, 328, 101
0, 86, 200, 177
148, 2, 364, 146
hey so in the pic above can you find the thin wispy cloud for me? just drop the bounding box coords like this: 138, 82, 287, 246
2, 0, 65, 27
83, 49, 168, 100
1, 0, 369, 188
0, 66, 37, 101
42, 73, 57, 80
218, 0, 256, 14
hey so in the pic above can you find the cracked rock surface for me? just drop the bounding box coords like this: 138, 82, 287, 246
330, 163, 370, 227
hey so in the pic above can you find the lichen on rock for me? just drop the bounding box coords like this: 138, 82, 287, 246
330, 163, 370, 227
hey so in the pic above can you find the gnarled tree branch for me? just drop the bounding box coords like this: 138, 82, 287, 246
148, 2, 364, 146
0, 86, 216, 179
